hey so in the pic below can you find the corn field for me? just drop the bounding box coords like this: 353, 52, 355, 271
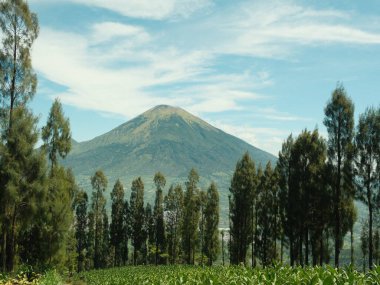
75, 265, 380, 285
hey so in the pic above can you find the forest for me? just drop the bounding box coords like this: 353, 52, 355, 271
0, 1, 380, 284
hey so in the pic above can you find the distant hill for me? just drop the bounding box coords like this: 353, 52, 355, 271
64, 105, 277, 226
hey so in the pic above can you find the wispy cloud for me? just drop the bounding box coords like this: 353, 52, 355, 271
31, 0, 380, 154
69, 0, 213, 20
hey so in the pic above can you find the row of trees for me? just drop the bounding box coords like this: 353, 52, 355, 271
229, 85, 380, 269
74, 169, 220, 271
0, 0, 78, 272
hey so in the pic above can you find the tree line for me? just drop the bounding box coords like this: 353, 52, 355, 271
74, 169, 220, 271
229, 85, 380, 270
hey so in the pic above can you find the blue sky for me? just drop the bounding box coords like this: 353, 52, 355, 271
28, 0, 380, 155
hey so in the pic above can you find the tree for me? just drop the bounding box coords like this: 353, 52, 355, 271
277, 135, 293, 264
110, 179, 125, 267
145, 203, 154, 264
121, 200, 130, 265
204, 182, 220, 266
75, 190, 88, 272
355, 107, 380, 269
182, 168, 201, 265
361, 220, 369, 271
101, 209, 110, 267
90, 170, 107, 269
0, 0, 40, 272
256, 162, 278, 267
38, 100, 74, 268
324, 84, 355, 267
42, 98, 71, 171
229, 152, 257, 265
0, 107, 46, 271
164, 185, 183, 264
153, 172, 166, 265
0, 0, 39, 131
129, 177, 145, 265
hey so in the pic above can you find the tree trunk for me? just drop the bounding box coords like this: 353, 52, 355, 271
305, 229, 309, 266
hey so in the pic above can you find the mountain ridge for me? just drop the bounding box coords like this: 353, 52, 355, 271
64, 105, 277, 226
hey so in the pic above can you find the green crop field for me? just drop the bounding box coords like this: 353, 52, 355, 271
73, 266, 380, 285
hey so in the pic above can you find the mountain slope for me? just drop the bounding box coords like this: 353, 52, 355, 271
64, 105, 277, 225
67, 105, 275, 179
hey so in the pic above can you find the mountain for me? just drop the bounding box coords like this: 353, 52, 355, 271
64, 105, 277, 225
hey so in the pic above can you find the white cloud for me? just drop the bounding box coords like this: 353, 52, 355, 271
70, 0, 212, 20
92, 22, 151, 45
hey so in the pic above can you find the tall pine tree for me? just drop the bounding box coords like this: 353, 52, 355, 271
324, 84, 355, 267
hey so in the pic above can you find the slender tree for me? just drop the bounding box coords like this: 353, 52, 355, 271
0, 0, 40, 272
130, 177, 145, 265
164, 185, 183, 264
0, 107, 46, 271
182, 168, 201, 265
204, 182, 220, 266
121, 200, 130, 265
0, 0, 39, 131
153, 172, 166, 265
110, 179, 125, 267
324, 84, 355, 267
355, 107, 380, 269
90, 170, 108, 269
75, 190, 88, 272
229, 152, 256, 265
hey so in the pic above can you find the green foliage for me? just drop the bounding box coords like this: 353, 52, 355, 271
110, 180, 125, 267
129, 177, 145, 265
0, 0, 39, 129
89, 170, 108, 269
256, 162, 279, 267
75, 191, 88, 272
0, 107, 46, 271
42, 98, 71, 168
164, 185, 184, 264
182, 169, 201, 265
75, 265, 380, 285
204, 182, 220, 265
355, 106, 380, 269
229, 152, 257, 265
153, 172, 167, 265
324, 84, 355, 267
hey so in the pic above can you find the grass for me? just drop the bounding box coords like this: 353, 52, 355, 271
74, 265, 380, 285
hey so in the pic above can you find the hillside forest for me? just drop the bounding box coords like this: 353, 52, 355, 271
0, 0, 380, 276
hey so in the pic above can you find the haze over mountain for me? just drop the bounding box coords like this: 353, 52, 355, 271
64, 105, 277, 225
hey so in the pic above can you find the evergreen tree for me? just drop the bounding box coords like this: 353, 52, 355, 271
277, 135, 293, 264
90, 170, 107, 269
361, 221, 369, 271
42, 98, 71, 170
229, 152, 257, 265
86, 212, 95, 270
39, 99, 74, 267
0, 0, 38, 130
256, 162, 278, 266
153, 172, 166, 265
324, 84, 355, 267
182, 168, 201, 265
204, 182, 220, 266
355, 107, 380, 269
130, 177, 145, 265
164, 185, 184, 264
145, 203, 154, 264
110, 179, 125, 267
101, 210, 110, 267
121, 200, 130, 265
0, 107, 46, 271
0, 0, 40, 272
75, 190, 88, 272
